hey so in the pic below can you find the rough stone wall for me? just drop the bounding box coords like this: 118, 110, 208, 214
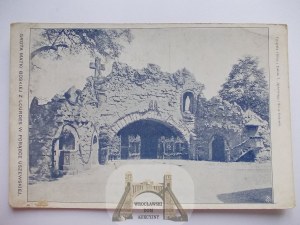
195, 97, 271, 162
195, 97, 245, 161
29, 60, 271, 180
29, 62, 204, 180
29, 97, 67, 180
29, 93, 96, 180
72, 124, 96, 171
80, 62, 204, 133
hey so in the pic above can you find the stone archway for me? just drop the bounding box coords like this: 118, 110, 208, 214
51, 124, 80, 174
115, 119, 188, 160
97, 112, 193, 163
108, 112, 191, 143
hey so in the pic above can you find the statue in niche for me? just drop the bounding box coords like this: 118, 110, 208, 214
185, 95, 191, 113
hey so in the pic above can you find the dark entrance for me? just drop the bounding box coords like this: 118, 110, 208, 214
211, 135, 226, 162
118, 120, 181, 159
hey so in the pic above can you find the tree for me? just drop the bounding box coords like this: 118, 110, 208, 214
31, 28, 133, 60
219, 56, 269, 121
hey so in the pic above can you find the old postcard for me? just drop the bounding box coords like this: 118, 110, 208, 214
9, 23, 294, 216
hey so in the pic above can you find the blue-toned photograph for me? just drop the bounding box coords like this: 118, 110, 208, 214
28, 26, 272, 205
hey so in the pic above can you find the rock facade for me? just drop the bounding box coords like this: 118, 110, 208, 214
29, 61, 270, 180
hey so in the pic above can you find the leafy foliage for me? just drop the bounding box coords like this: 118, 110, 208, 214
31, 29, 133, 60
219, 56, 269, 121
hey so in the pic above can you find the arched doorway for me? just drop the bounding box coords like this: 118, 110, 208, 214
117, 119, 187, 159
51, 124, 79, 175
58, 130, 76, 170
210, 135, 226, 162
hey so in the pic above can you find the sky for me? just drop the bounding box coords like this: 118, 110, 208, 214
30, 27, 269, 103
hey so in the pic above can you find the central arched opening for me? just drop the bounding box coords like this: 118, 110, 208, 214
116, 119, 187, 160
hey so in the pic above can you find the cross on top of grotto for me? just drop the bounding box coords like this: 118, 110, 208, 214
89, 57, 105, 77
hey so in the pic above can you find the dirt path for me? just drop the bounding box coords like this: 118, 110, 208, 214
28, 160, 272, 204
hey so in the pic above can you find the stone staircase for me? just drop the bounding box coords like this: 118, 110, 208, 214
231, 137, 264, 162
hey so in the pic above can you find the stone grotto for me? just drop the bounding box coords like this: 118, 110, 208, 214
29, 58, 271, 179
